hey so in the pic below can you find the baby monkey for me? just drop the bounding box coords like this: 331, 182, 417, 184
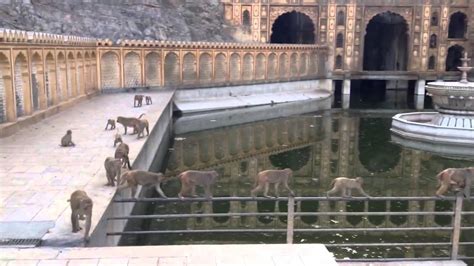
68, 190, 93, 242
105, 119, 116, 130
145, 96, 152, 105
114, 130, 123, 147
326, 177, 370, 198
134, 94, 144, 107
60, 130, 75, 147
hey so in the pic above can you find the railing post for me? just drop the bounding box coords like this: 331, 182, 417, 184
451, 193, 463, 260
286, 196, 295, 244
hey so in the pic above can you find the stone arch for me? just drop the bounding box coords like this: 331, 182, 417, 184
335, 55, 343, 69
363, 11, 409, 71
45, 52, 56, 106
199, 53, 212, 83
267, 53, 277, 80
299, 53, 308, 76
164, 52, 180, 86
67, 52, 77, 97
290, 53, 298, 77
230, 53, 241, 81
429, 34, 437, 48
431, 11, 439, 26
124, 52, 141, 87
214, 53, 227, 82
0, 52, 13, 122
182, 52, 197, 84
279, 53, 288, 78
446, 45, 464, 71
145, 52, 161, 87
270, 11, 315, 44
336, 33, 344, 48
428, 55, 436, 70
337, 10, 345, 26
14, 53, 30, 117
31, 53, 43, 111
448, 12, 467, 39
76, 52, 84, 95
255, 53, 266, 80
56, 52, 67, 101
242, 53, 254, 80
100, 51, 120, 89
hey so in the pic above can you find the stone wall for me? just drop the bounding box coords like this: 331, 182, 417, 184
0, 0, 235, 42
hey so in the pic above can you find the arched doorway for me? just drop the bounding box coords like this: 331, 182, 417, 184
363, 12, 409, 71
446, 45, 464, 71
270, 11, 315, 44
448, 12, 467, 39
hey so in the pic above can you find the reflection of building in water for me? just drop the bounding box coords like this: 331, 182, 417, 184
155, 111, 470, 235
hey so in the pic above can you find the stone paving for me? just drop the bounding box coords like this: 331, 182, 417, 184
0, 90, 175, 246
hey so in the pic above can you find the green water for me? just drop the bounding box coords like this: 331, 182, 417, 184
121, 110, 474, 261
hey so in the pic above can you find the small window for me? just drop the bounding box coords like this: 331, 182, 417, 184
429, 34, 437, 48
336, 33, 344, 48
337, 11, 345, 26
335, 55, 343, 69
431, 12, 439, 26
243, 10, 251, 27
428, 56, 436, 70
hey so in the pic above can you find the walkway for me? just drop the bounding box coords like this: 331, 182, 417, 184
0, 90, 175, 246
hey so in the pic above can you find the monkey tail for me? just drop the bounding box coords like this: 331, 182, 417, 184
138, 113, 146, 119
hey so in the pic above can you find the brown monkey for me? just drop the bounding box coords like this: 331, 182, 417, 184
104, 119, 116, 130
118, 170, 167, 198
68, 190, 93, 242
177, 170, 219, 199
145, 96, 152, 105
116, 114, 145, 135
326, 177, 370, 198
60, 130, 75, 147
435, 167, 473, 199
114, 142, 132, 170
134, 118, 149, 139
104, 157, 122, 186
113, 131, 123, 147
251, 168, 295, 198
134, 94, 144, 107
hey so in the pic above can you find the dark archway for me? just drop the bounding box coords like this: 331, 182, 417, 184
448, 12, 467, 39
429, 34, 437, 48
270, 11, 315, 44
242, 10, 251, 27
431, 11, 439, 26
336, 33, 344, 48
446, 45, 464, 71
337, 10, 345, 26
363, 12, 409, 71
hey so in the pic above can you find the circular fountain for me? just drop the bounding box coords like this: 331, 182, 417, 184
391, 52, 474, 158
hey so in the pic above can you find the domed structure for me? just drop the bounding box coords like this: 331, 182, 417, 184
391, 52, 474, 158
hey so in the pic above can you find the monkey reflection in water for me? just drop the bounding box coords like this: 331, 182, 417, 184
177, 170, 219, 199
118, 170, 167, 199
326, 177, 370, 198
251, 168, 295, 198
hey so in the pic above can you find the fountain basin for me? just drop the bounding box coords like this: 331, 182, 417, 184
426, 81, 474, 114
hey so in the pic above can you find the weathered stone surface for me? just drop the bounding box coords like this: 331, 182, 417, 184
0, 0, 235, 42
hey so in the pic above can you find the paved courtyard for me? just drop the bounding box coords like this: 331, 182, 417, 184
0, 90, 175, 246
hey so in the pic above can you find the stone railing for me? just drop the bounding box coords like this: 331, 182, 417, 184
0, 29, 329, 126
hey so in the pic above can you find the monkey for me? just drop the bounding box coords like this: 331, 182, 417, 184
435, 167, 473, 200
134, 118, 149, 139
134, 94, 144, 107
68, 190, 93, 242
104, 157, 122, 186
114, 142, 132, 170
326, 177, 370, 198
113, 131, 123, 147
60, 130, 75, 147
145, 96, 152, 105
116, 114, 145, 135
251, 168, 295, 198
118, 170, 167, 198
177, 170, 219, 199
104, 119, 116, 130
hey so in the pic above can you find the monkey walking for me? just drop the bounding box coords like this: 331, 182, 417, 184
145, 96, 152, 105
134, 95, 144, 107
114, 142, 132, 170
60, 130, 75, 147
113, 130, 123, 147
251, 168, 295, 198
104, 119, 116, 130
177, 170, 219, 199
68, 190, 93, 242
118, 170, 167, 198
134, 118, 149, 139
435, 167, 473, 200
326, 177, 370, 198
104, 157, 122, 186
117, 114, 145, 135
